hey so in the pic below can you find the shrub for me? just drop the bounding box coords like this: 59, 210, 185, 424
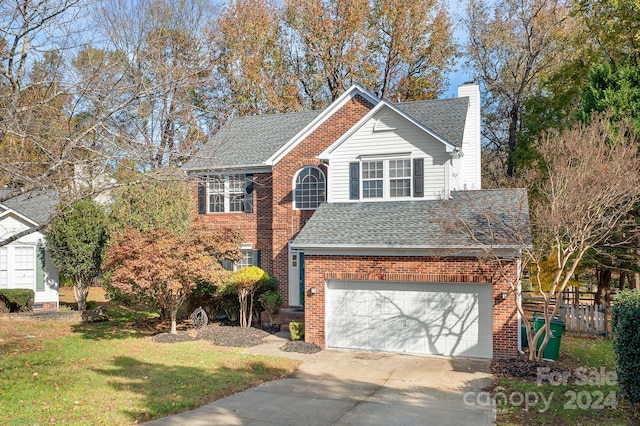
259, 290, 283, 326
612, 290, 640, 407
289, 321, 304, 341
0, 289, 34, 312
229, 266, 275, 328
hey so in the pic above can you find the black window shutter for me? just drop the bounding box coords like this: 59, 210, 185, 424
253, 249, 261, 268
244, 174, 254, 213
349, 162, 360, 200
197, 176, 207, 214
413, 158, 424, 197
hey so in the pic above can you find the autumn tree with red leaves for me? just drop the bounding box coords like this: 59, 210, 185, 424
103, 223, 241, 334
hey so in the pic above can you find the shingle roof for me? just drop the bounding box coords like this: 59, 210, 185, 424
184, 110, 322, 171
0, 189, 59, 225
183, 95, 470, 172
397, 97, 469, 149
291, 189, 531, 250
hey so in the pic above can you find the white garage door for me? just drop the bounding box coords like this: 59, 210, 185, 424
326, 281, 493, 358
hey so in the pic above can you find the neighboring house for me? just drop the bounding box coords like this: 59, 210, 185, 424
184, 83, 528, 359
0, 190, 59, 311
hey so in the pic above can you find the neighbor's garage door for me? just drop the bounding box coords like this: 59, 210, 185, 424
326, 281, 493, 358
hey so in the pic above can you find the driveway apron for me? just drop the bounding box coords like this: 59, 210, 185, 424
144, 339, 495, 426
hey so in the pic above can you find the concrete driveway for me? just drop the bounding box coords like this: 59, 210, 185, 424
145, 336, 495, 426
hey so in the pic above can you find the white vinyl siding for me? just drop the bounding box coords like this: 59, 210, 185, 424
327, 108, 448, 202
0, 247, 7, 289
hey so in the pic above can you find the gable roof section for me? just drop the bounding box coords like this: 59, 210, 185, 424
291, 189, 531, 253
183, 84, 470, 172
318, 97, 468, 159
183, 110, 322, 172
0, 189, 59, 225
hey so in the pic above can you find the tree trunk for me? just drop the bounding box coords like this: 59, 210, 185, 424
595, 267, 612, 306
170, 306, 178, 335
506, 103, 520, 177
74, 278, 90, 311
619, 270, 627, 290
635, 272, 640, 290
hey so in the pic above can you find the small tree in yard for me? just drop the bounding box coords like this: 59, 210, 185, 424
46, 200, 108, 311
103, 224, 241, 334
229, 266, 276, 328
444, 115, 640, 361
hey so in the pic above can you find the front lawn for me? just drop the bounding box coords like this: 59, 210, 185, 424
496, 336, 631, 425
0, 308, 299, 425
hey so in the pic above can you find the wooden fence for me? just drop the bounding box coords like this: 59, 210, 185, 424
522, 292, 610, 338
559, 302, 609, 338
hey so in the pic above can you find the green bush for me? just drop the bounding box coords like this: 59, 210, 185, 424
612, 290, 640, 407
0, 289, 34, 312
259, 290, 283, 326
289, 321, 304, 341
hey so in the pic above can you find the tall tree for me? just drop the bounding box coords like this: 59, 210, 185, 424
95, 0, 216, 169
369, 0, 456, 101
464, 0, 574, 178
285, 0, 376, 107
46, 199, 109, 311
211, 0, 301, 115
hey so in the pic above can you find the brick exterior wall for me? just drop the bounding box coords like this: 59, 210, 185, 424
303, 255, 519, 359
33, 301, 58, 311
194, 95, 374, 306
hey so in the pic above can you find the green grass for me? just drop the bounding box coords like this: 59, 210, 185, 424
497, 336, 632, 425
0, 313, 299, 425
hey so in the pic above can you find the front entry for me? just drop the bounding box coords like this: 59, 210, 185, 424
288, 245, 304, 307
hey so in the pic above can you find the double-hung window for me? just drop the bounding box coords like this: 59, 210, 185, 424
362, 161, 384, 198
222, 243, 261, 271
199, 174, 253, 214
358, 157, 414, 199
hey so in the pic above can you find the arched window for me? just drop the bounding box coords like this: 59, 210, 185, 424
294, 166, 326, 210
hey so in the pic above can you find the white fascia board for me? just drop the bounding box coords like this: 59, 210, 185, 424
319, 100, 459, 160
0, 208, 40, 228
266, 84, 380, 166
187, 165, 272, 175
290, 244, 523, 258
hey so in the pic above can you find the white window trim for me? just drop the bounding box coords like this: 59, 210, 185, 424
207, 174, 247, 214
360, 156, 413, 201
292, 166, 327, 211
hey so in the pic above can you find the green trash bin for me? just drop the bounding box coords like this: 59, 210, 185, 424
533, 315, 565, 361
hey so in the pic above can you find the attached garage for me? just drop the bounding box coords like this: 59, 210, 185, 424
291, 190, 531, 359
325, 280, 493, 358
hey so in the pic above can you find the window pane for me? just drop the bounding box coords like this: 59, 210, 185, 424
229, 194, 244, 212
389, 159, 411, 197
390, 179, 411, 197
363, 180, 383, 198
295, 167, 326, 209
362, 161, 383, 198
209, 194, 224, 212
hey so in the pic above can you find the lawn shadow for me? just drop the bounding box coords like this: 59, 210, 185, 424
70, 307, 163, 341
92, 355, 292, 423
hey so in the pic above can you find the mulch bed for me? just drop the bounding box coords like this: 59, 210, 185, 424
490, 357, 572, 382
149, 322, 322, 354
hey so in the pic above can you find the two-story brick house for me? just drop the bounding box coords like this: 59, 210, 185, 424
184, 84, 528, 359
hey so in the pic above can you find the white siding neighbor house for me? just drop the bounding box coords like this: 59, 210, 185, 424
0, 190, 59, 310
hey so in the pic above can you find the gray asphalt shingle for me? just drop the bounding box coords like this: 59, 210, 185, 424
291, 189, 531, 250
183, 96, 470, 171
0, 189, 59, 225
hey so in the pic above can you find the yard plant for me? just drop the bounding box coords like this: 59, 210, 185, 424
612, 289, 640, 410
